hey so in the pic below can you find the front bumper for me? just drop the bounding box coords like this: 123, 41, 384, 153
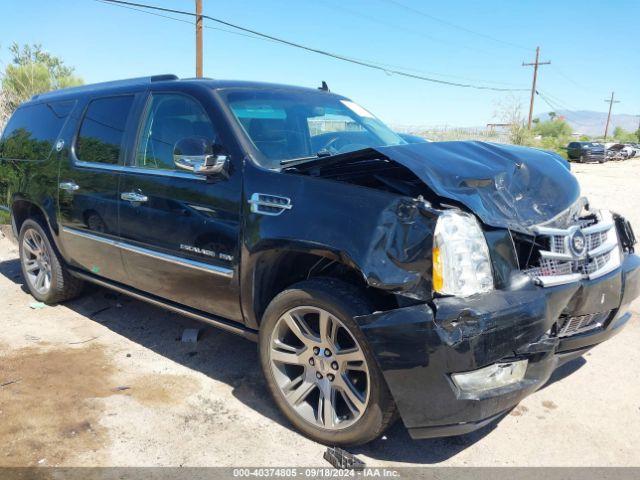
355, 252, 640, 440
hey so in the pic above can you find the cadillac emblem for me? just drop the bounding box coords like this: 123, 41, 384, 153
569, 229, 587, 257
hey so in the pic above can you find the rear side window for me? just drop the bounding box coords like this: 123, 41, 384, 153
0, 101, 74, 160
75, 95, 134, 165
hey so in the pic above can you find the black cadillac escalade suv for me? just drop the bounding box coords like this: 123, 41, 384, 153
1, 75, 638, 446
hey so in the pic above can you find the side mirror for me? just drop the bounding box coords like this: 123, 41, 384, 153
173, 136, 229, 176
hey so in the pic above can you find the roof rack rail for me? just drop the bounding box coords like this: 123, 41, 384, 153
181, 77, 215, 81
31, 74, 179, 100
150, 74, 179, 82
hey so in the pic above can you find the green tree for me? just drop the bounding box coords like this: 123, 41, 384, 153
533, 118, 573, 138
1, 43, 83, 111
613, 126, 637, 143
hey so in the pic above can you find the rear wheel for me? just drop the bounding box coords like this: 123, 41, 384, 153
259, 278, 396, 446
19, 219, 84, 304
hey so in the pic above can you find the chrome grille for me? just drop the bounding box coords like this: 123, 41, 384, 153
557, 311, 610, 337
525, 210, 621, 287
585, 231, 607, 251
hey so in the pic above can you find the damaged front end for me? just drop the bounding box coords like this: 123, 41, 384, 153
285, 141, 640, 439
355, 224, 639, 438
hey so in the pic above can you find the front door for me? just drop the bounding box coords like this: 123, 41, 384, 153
117, 91, 242, 321
57, 94, 138, 284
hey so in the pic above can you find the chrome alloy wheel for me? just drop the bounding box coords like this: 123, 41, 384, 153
269, 306, 370, 430
21, 229, 52, 295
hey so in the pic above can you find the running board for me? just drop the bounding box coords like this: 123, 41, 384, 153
70, 268, 258, 342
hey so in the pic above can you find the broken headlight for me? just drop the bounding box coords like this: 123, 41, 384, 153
433, 211, 494, 297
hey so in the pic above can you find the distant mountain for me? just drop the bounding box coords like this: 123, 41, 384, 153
536, 110, 639, 137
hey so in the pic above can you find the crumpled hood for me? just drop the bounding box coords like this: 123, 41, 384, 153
291, 141, 579, 231
374, 141, 580, 230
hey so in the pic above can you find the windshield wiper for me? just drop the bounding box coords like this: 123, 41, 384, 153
280, 149, 333, 166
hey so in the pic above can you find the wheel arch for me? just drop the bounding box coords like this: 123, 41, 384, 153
241, 242, 400, 330
10, 197, 64, 256
11, 198, 48, 236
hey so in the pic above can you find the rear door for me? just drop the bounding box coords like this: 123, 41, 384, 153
57, 94, 139, 283
0, 101, 74, 218
117, 90, 243, 322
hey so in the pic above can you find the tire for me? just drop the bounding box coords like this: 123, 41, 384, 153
579, 154, 585, 163
259, 278, 397, 446
18, 218, 84, 304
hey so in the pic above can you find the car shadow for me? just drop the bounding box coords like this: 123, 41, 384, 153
539, 356, 587, 391
0, 257, 498, 464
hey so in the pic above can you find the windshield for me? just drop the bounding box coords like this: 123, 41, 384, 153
220, 88, 406, 168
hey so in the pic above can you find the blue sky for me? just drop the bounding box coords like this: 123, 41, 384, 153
1, 0, 638, 126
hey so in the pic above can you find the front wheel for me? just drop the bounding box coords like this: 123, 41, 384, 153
259, 278, 396, 446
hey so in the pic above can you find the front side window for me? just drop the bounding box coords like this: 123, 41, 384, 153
220, 88, 405, 168
135, 93, 216, 170
0, 101, 74, 161
75, 95, 134, 165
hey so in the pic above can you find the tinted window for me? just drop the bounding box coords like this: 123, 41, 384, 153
135, 93, 216, 170
221, 89, 405, 168
0, 101, 74, 160
76, 96, 134, 164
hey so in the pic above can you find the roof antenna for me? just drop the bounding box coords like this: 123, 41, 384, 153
318, 81, 330, 92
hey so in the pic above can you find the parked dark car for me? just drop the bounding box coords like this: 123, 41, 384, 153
567, 141, 606, 162
1, 75, 638, 446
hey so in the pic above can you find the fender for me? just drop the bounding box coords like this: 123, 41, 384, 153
240, 161, 440, 328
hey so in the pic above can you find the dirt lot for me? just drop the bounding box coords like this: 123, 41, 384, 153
0, 158, 639, 467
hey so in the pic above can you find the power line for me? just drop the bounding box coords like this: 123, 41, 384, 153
96, 0, 528, 92
94, 0, 272, 42
97, 0, 517, 86
539, 90, 579, 112
377, 0, 532, 51
548, 64, 591, 93
318, 0, 499, 59
96, 0, 519, 87
103, 0, 521, 87
536, 91, 594, 128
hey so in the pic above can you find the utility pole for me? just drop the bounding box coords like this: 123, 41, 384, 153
195, 0, 203, 77
603, 92, 620, 140
522, 47, 551, 129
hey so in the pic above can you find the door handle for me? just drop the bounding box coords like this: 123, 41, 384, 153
59, 181, 79, 191
120, 192, 148, 203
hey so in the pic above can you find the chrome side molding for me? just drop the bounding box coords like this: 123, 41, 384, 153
61, 226, 234, 278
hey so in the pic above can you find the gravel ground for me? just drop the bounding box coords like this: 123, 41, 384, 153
0, 158, 638, 467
